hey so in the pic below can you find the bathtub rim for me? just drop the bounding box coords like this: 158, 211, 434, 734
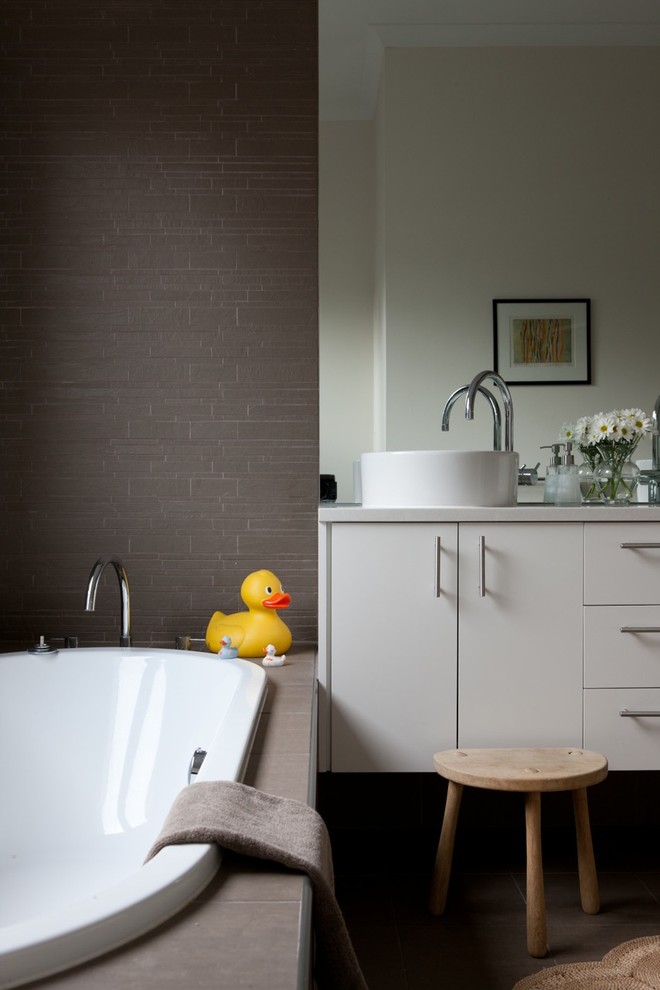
0, 647, 268, 990
1, 844, 223, 989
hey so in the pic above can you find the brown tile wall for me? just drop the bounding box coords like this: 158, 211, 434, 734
0, 0, 319, 650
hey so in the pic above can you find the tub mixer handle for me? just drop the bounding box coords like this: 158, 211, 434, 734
27, 635, 58, 655
188, 748, 207, 783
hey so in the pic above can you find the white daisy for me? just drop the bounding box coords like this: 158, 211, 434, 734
617, 420, 634, 441
625, 408, 652, 434
592, 412, 616, 441
573, 416, 593, 447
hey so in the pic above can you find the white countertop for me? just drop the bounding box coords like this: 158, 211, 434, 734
319, 502, 660, 523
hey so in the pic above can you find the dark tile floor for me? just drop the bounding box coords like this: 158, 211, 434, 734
331, 829, 660, 990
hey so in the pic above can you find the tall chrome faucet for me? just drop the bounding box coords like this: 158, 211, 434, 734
465, 370, 514, 452
85, 556, 132, 647
441, 384, 503, 450
653, 393, 660, 470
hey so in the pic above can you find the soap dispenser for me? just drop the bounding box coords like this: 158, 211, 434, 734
555, 441, 582, 505
541, 444, 562, 504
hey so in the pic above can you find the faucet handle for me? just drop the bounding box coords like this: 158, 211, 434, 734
518, 462, 541, 486
27, 635, 58, 655
175, 636, 207, 650
50, 636, 79, 648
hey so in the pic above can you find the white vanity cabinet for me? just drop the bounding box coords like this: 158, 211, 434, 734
320, 518, 584, 771
324, 523, 458, 771
458, 523, 583, 748
583, 522, 660, 769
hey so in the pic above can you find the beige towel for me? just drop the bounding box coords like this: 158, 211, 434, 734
146, 780, 368, 990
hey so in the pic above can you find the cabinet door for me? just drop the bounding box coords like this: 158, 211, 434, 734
330, 523, 458, 772
458, 523, 583, 748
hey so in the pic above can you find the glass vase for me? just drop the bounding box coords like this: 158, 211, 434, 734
577, 461, 599, 503
594, 453, 640, 504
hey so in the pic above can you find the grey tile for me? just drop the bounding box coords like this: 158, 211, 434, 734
347, 925, 408, 990
215, 854, 306, 902
394, 872, 526, 927
244, 751, 312, 803
523, 870, 660, 924
333, 851, 660, 990
251, 709, 313, 756
399, 920, 551, 990
543, 924, 660, 965
334, 875, 398, 928
636, 871, 660, 903
440, 872, 529, 922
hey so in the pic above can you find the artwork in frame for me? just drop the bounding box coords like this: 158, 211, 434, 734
493, 298, 591, 385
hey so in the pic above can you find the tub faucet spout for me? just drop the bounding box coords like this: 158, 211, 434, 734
465, 370, 514, 452
85, 556, 132, 647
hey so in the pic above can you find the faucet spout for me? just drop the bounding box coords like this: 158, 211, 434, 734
442, 384, 502, 450
465, 370, 514, 452
85, 556, 132, 647
653, 394, 660, 470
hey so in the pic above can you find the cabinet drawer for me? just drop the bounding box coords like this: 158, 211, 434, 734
584, 523, 660, 604
584, 606, 660, 687
584, 688, 660, 769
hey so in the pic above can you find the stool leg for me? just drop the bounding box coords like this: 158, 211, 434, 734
428, 780, 463, 915
524, 791, 547, 958
573, 787, 600, 915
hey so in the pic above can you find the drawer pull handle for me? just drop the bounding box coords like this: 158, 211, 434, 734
620, 626, 660, 633
620, 542, 660, 549
619, 709, 660, 718
478, 535, 486, 598
435, 536, 441, 598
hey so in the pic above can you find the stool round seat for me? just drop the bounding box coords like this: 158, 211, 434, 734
433, 747, 608, 793
429, 746, 608, 959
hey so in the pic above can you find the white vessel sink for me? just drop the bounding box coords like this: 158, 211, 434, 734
360, 450, 519, 507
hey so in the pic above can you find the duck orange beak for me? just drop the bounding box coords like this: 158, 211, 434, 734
263, 591, 291, 610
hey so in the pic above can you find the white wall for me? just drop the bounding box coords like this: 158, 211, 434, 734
319, 122, 375, 501
320, 47, 660, 500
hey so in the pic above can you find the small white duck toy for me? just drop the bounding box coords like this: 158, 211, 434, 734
262, 643, 286, 667
218, 635, 238, 659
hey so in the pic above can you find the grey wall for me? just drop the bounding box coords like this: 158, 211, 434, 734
0, 0, 319, 650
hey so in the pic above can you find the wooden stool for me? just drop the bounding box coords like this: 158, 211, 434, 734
428, 748, 608, 958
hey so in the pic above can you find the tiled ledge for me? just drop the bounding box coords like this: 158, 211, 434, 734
32, 646, 317, 990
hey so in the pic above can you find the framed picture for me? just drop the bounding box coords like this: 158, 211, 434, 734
493, 298, 591, 385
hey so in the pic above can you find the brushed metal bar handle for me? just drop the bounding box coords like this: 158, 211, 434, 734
620, 709, 660, 717
435, 536, 441, 598
620, 626, 660, 633
620, 542, 660, 549
478, 535, 486, 598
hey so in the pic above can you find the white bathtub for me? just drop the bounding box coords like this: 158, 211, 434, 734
0, 647, 267, 989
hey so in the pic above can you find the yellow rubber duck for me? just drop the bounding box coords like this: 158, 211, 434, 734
205, 569, 292, 658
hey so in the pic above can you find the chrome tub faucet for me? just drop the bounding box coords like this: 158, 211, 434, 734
85, 556, 132, 647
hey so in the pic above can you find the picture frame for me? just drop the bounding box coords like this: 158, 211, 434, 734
493, 298, 591, 385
